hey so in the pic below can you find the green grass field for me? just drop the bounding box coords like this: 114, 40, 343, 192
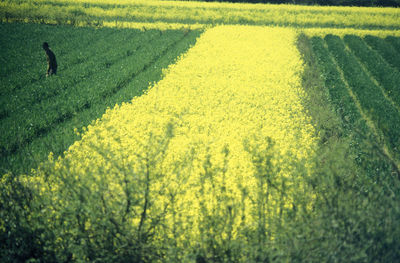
1, 0, 400, 262
310, 34, 400, 172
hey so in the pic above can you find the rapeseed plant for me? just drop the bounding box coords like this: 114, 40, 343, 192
2, 0, 399, 30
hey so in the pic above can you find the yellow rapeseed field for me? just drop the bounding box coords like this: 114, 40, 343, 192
26, 26, 317, 250
2, 0, 400, 30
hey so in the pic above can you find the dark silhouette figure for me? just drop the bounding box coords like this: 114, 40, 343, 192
42, 42, 57, 77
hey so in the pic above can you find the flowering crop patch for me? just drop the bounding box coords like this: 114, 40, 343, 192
23, 26, 318, 261
2, 0, 400, 30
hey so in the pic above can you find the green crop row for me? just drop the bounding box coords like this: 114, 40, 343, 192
1, 34, 116, 96
310, 37, 365, 133
386, 36, 400, 54
310, 37, 377, 173
0, 24, 202, 174
0, 23, 109, 84
0, 27, 159, 119
296, 34, 400, 263
311, 34, 399, 180
344, 35, 400, 108
363, 35, 400, 72
325, 35, 400, 160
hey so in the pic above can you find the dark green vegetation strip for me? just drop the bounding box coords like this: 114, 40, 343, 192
325, 34, 400, 160
309, 36, 367, 134
0, 24, 115, 87
385, 36, 400, 54
0, 26, 134, 116
309, 35, 397, 175
296, 34, 400, 262
343, 35, 400, 108
0, 23, 202, 175
363, 35, 400, 72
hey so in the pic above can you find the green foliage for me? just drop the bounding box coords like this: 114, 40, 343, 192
0, 129, 307, 262
386, 36, 400, 54
3, 127, 400, 262
325, 34, 400, 160
295, 34, 400, 262
292, 141, 400, 262
343, 35, 400, 108
363, 36, 400, 73
0, 173, 56, 262
36, 131, 177, 262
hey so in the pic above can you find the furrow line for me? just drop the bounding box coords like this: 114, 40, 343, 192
324, 40, 400, 173
0, 30, 159, 120
344, 39, 400, 114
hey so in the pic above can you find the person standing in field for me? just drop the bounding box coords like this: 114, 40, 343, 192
42, 42, 57, 77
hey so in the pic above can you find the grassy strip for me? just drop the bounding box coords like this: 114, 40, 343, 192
310, 34, 398, 177
0, 23, 111, 82
386, 36, 400, 54
297, 34, 347, 150
344, 35, 400, 109
307, 35, 388, 176
0, 28, 159, 118
296, 34, 400, 262
325, 35, 400, 161
364, 35, 400, 72
1, 29, 202, 175
308, 36, 365, 133
0, 27, 118, 96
